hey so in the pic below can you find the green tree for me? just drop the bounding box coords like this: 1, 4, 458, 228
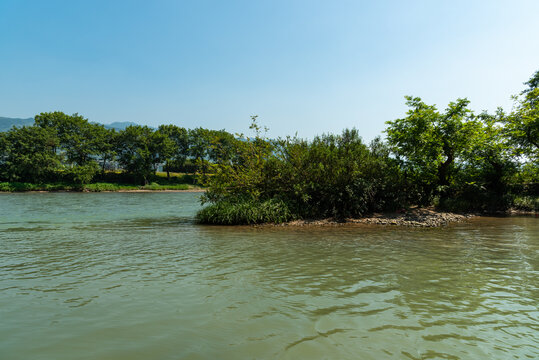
94, 126, 118, 173
385, 96, 476, 198
0, 126, 61, 183
504, 70, 539, 160
188, 127, 211, 163
206, 129, 238, 164
461, 110, 516, 196
35, 112, 100, 166
157, 124, 189, 178
116, 125, 163, 184
200, 116, 274, 203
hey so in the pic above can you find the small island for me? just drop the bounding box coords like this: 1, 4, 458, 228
1, 72, 538, 226
196, 71, 538, 226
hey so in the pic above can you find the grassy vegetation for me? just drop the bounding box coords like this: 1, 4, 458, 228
0, 182, 76, 192
196, 198, 296, 225
0, 181, 195, 192
0, 172, 199, 192
0, 182, 196, 192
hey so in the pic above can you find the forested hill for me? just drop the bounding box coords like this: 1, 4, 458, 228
0, 116, 141, 132
0, 117, 34, 131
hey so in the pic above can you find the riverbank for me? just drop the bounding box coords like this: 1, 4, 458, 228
269, 207, 539, 228
265, 208, 473, 227
0, 181, 204, 192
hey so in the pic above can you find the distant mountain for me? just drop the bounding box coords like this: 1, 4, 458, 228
1, 117, 145, 132
0, 117, 34, 132
103, 121, 141, 130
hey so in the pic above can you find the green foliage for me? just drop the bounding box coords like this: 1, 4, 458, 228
157, 124, 189, 177
199, 116, 275, 203
188, 127, 211, 161
64, 162, 100, 185
503, 84, 539, 160
116, 125, 164, 184
94, 126, 118, 172
0, 182, 38, 192
435, 183, 512, 213
83, 183, 131, 192
141, 182, 190, 190
35, 112, 105, 166
260, 130, 408, 219
385, 96, 477, 197
0, 125, 61, 183
512, 196, 539, 211
196, 198, 295, 225
2, 69, 538, 217
0, 181, 192, 192
459, 110, 517, 196
0, 182, 77, 192
200, 120, 409, 223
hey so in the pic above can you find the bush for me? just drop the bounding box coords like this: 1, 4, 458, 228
512, 196, 539, 211
0, 182, 35, 191
141, 183, 189, 190
63, 162, 100, 186
0, 182, 78, 192
201, 129, 410, 223
84, 183, 124, 191
436, 183, 513, 213
196, 198, 295, 225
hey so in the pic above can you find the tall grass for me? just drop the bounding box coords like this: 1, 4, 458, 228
196, 198, 295, 225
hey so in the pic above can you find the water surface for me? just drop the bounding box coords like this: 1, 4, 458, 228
1, 193, 537, 359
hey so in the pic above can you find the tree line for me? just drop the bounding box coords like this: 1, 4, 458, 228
197, 70, 539, 223
0, 113, 237, 185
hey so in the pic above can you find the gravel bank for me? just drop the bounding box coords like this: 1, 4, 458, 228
274, 208, 473, 227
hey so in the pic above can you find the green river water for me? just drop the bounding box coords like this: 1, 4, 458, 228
0, 192, 537, 359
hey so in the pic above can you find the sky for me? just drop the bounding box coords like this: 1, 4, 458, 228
1, 0, 538, 141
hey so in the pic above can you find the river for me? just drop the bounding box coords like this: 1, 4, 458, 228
0, 192, 537, 359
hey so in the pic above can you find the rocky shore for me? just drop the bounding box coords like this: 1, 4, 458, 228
273, 208, 474, 228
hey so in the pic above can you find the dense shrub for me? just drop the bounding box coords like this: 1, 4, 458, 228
198, 126, 412, 224
512, 196, 539, 211
63, 162, 100, 186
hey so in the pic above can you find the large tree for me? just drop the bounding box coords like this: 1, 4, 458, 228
116, 125, 164, 184
34, 111, 103, 166
188, 127, 211, 163
504, 70, 539, 160
157, 124, 189, 178
461, 110, 516, 194
93, 125, 118, 172
206, 129, 238, 164
0, 126, 61, 183
385, 96, 477, 196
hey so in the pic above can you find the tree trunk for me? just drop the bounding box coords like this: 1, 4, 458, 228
101, 156, 107, 173
437, 151, 454, 199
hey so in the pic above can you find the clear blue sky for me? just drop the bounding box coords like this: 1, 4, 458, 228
1, 0, 538, 140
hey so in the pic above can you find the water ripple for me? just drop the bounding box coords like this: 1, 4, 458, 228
0, 193, 538, 359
